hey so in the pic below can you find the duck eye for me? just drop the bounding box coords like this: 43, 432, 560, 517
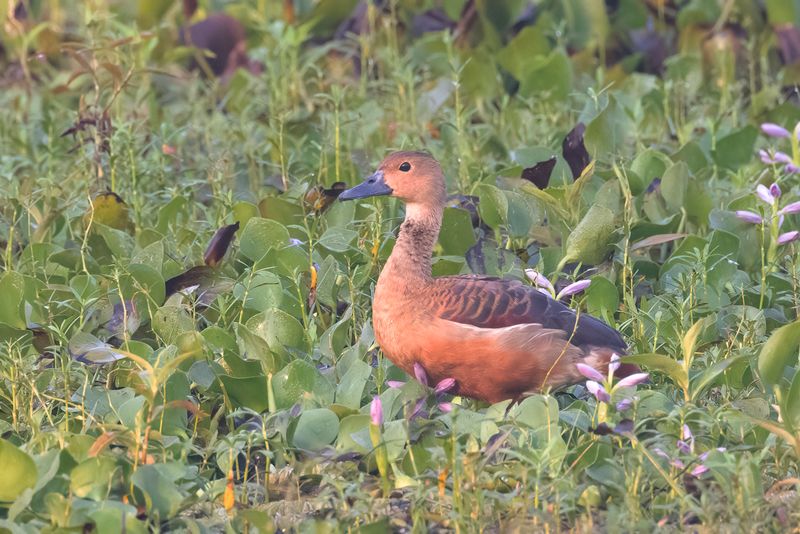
399, 162, 411, 172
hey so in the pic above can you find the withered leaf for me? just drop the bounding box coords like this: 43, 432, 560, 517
204, 221, 240, 267
562, 122, 590, 180
521, 156, 557, 189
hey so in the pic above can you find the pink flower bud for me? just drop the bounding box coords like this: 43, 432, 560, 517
777, 231, 799, 245
438, 402, 453, 413
386, 380, 405, 389
556, 280, 591, 301
615, 398, 633, 411
576, 363, 605, 382
690, 464, 709, 477
370, 396, 383, 426
774, 151, 793, 164
761, 123, 790, 138
759, 149, 775, 164
735, 210, 762, 224
615, 372, 650, 388
779, 201, 800, 215
413, 362, 428, 386
434, 378, 456, 395
586, 381, 610, 403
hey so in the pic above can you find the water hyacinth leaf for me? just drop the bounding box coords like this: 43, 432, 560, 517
0, 439, 37, 502
218, 374, 269, 412
130, 464, 186, 519
476, 184, 508, 230
562, 123, 590, 180
758, 319, 800, 387
562, 204, 616, 265
272, 360, 335, 410
204, 222, 239, 267
246, 308, 306, 351
585, 276, 619, 319
660, 162, 689, 212
521, 156, 557, 189
69, 332, 129, 365
335, 360, 372, 409
519, 49, 573, 102
496, 25, 550, 81
585, 95, 633, 160
315, 255, 339, 308
438, 207, 477, 256
70, 456, 119, 500
235, 324, 283, 373
239, 217, 290, 262
234, 270, 283, 312
713, 126, 758, 170
0, 271, 26, 330
622, 354, 688, 391
505, 191, 536, 238
318, 227, 358, 254
292, 408, 340, 451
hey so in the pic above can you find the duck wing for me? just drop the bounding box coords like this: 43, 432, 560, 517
430, 275, 626, 353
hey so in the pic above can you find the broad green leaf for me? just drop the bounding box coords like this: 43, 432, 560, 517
660, 161, 689, 212
239, 218, 290, 262
518, 49, 573, 101
218, 375, 269, 412
785, 371, 800, 431
70, 456, 119, 500
713, 126, 757, 170
622, 353, 688, 391
0, 271, 26, 329
439, 207, 476, 256
291, 408, 339, 450
562, 204, 615, 265
272, 360, 335, 410
476, 184, 508, 230
246, 308, 306, 351
758, 320, 800, 387
0, 439, 37, 502
131, 464, 185, 518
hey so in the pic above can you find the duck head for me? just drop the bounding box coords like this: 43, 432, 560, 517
339, 151, 446, 207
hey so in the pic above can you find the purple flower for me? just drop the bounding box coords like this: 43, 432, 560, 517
438, 402, 453, 413
759, 149, 774, 164
770, 183, 782, 198
615, 372, 650, 388
780, 201, 800, 215
786, 163, 800, 174
735, 210, 763, 224
761, 123, 790, 138
370, 396, 383, 426
556, 280, 591, 301
386, 380, 405, 389
677, 440, 692, 454
413, 362, 428, 386
757, 184, 776, 205
434, 378, 456, 395
576, 363, 605, 382
525, 269, 555, 294
586, 381, 611, 403
777, 231, 799, 245
409, 397, 427, 421
775, 152, 793, 164
615, 398, 633, 411
690, 464, 709, 477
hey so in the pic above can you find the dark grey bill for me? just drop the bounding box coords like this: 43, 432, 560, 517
338, 171, 393, 200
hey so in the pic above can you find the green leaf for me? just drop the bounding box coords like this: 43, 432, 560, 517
562, 204, 616, 265
131, 464, 185, 518
584, 95, 633, 159
0, 439, 37, 502
660, 161, 689, 212
239, 218, 290, 262
335, 360, 372, 409
713, 126, 758, 170
476, 184, 508, 230
439, 207, 476, 256
785, 371, 800, 432
690, 355, 749, 401
68, 332, 128, 365
291, 408, 339, 450
585, 276, 619, 319
0, 271, 26, 329
318, 227, 358, 254
622, 353, 688, 391
70, 456, 119, 500
496, 25, 550, 80
218, 375, 269, 412
246, 308, 306, 351
758, 320, 800, 387
272, 360, 334, 410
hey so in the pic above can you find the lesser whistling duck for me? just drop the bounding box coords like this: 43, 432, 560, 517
340, 151, 632, 403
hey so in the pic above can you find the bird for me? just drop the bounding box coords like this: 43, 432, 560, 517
339, 151, 636, 403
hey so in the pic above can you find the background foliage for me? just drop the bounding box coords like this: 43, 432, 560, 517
2, 0, 800, 531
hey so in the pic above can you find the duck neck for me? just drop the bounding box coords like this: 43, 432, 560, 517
383, 203, 442, 285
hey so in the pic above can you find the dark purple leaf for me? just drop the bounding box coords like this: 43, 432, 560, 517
614, 419, 634, 435
204, 222, 240, 267
521, 156, 557, 189
562, 123, 590, 180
